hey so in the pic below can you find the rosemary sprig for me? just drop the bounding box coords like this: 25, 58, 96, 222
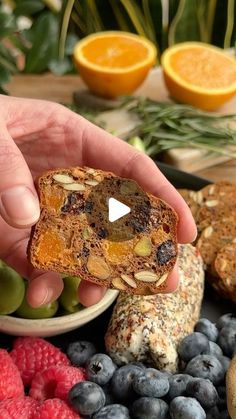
123, 97, 236, 158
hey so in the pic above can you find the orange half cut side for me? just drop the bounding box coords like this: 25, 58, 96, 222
73, 31, 157, 98
161, 42, 236, 110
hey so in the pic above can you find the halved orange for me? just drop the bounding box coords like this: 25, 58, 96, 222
161, 42, 236, 110
73, 31, 157, 98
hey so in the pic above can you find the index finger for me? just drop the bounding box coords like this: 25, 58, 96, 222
80, 118, 197, 243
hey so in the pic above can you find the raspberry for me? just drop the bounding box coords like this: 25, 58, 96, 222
34, 398, 81, 419
29, 365, 85, 402
10, 337, 70, 385
0, 396, 38, 419
0, 349, 24, 401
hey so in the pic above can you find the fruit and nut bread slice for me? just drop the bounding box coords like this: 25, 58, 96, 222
179, 180, 236, 304
195, 181, 236, 231
177, 189, 202, 218
196, 218, 236, 269
214, 240, 236, 303
29, 167, 178, 295
105, 244, 204, 371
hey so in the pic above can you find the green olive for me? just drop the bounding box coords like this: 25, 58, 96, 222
0, 266, 25, 315
59, 276, 83, 313
16, 293, 59, 319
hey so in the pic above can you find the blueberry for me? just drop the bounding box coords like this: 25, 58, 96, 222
217, 313, 236, 330
167, 374, 192, 400
185, 378, 219, 409
195, 319, 219, 342
169, 396, 206, 418
161, 370, 173, 379
206, 406, 221, 419
217, 326, 236, 357
131, 397, 169, 419
220, 410, 231, 419
93, 404, 130, 419
101, 384, 116, 405
86, 353, 117, 385
68, 381, 105, 416
178, 332, 210, 362
129, 361, 146, 369
185, 355, 224, 385
217, 355, 231, 376
132, 368, 169, 398
216, 385, 227, 410
67, 340, 96, 366
111, 364, 143, 402
209, 341, 223, 358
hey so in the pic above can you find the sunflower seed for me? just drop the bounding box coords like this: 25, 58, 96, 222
120, 274, 137, 288
85, 180, 99, 186
134, 270, 159, 282
112, 277, 127, 291
53, 174, 74, 184
205, 200, 218, 207
62, 183, 86, 191
203, 226, 213, 238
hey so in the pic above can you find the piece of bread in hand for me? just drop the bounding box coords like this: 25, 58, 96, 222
28, 166, 178, 295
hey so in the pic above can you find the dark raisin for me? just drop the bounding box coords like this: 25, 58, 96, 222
61, 192, 85, 214
97, 228, 109, 239
129, 219, 146, 233
156, 240, 176, 265
68, 193, 78, 205
84, 201, 93, 214
81, 246, 90, 257
61, 204, 70, 213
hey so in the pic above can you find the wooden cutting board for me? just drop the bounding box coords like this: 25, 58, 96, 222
6, 68, 236, 182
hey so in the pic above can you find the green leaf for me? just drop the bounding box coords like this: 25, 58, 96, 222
168, 0, 201, 45
48, 57, 74, 75
211, 0, 228, 47
14, 0, 45, 17
24, 11, 59, 73
64, 33, 79, 54
147, 0, 162, 51
168, 0, 181, 23
0, 65, 12, 84
224, 0, 235, 48
0, 10, 17, 39
0, 43, 18, 70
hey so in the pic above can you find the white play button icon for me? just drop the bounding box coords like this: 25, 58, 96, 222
108, 197, 131, 223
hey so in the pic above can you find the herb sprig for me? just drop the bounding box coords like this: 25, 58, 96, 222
123, 97, 236, 158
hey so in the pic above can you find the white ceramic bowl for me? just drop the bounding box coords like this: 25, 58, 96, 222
0, 289, 119, 337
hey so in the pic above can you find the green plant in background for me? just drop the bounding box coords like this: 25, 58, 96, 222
0, 0, 235, 92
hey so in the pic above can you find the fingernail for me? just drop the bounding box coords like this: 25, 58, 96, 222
38, 288, 54, 306
191, 228, 198, 243
1, 186, 40, 226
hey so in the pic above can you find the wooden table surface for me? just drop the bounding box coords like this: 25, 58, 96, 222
6, 71, 236, 184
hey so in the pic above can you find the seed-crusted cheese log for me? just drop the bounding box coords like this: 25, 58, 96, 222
29, 167, 178, 295
105, 244, 204, 371
227, 355, 236, 419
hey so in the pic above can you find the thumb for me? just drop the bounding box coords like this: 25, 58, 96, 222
0, 122, 40, 228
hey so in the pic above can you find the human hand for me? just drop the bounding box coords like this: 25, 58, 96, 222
0, 95, 197, 308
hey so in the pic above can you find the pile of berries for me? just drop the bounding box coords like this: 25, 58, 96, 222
0, 313, 235, 418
